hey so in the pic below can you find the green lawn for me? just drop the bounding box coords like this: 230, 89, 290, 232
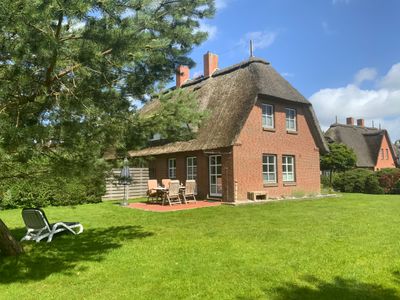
1, 194, 400, 299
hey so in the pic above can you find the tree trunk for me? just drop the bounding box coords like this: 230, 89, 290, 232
0, 219, 24, 256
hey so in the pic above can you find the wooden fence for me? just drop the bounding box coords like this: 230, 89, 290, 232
102, 168, 149, 200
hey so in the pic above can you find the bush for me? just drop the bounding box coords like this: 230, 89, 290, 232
0, 175, 104, 209
364, 174, 384, 194
376, 168, 400, 193
333, 169, 373, 193
391, 180, 400, 194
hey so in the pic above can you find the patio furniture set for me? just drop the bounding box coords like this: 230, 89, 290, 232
147, 179, 197, 206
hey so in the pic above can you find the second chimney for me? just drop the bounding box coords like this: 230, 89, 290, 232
357, 118, 365, 127
204, 52, 218, 78
346, 117, 354, 125
176, 65, 189, 88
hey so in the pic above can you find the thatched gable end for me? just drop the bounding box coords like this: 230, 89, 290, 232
129, 57, 328, 157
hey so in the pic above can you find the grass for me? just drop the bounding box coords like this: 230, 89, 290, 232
1, 194, 400, 299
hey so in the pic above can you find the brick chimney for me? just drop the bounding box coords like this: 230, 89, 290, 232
176, 65, 189, 88
357, 118, 365, 127
346, 117, 354, 126
204, 52, 218, 77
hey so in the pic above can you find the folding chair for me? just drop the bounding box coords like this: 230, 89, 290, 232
163, 180, 182, 206
182, 180, 197, 204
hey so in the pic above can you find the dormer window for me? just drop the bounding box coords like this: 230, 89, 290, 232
262, 104, 274, 129
285, 108, 297, 131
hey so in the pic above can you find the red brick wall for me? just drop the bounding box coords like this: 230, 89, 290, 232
232, 97, 321, 200
375, 134, 397, 170
148, 148, 234, 201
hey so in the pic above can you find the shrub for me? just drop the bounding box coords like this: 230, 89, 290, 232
376, 168, 400, 193
391, 180, 400, 194
333, 169, 373, 193
364, 174, 384, 194
0, 175, 104, 209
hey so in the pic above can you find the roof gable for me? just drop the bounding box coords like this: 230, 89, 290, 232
129, 58, 328, 157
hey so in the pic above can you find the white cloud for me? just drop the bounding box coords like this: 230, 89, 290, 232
199, 21, 218, 40
353, 67, 377, 86
310, 63, 400, 141
240, 30, 278, 52
379, 63, 400, 90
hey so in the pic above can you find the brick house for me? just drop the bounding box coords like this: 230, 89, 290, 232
325, 117, 398, 171
128, 53, 328, 202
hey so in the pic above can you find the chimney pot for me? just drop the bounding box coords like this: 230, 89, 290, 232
176, 65, 189, 88
346, 117, 354, 126
357, 118, 365, 127
204, 52, 218, 77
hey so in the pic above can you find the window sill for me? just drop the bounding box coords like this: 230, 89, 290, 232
263, 183, 278, 187
286, 130, 298, 135
263, 127, 276, 132
283, 182, 297, 186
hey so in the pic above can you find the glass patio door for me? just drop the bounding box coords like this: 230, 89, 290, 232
209, 155, 222, 197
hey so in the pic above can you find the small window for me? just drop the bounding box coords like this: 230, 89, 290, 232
285, 108, 297, 131
187, 157, 197, 180
381, 149, 384, 160
282, 155, 295, 182
262, 104, 274, 129
386, 149, 389, 160
168, 158, 176, 179
263, 154, 277, 183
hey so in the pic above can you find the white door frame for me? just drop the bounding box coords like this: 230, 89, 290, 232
209, 155, 222, 197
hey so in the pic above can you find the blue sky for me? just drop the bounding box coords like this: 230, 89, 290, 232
188, 0, 400, 141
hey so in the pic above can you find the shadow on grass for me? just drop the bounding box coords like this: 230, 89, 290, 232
267, 276, 400, 300
0, 225, 153, 283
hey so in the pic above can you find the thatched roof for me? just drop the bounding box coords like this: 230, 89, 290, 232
325, 123, 398, 168
129, 57, 328, 157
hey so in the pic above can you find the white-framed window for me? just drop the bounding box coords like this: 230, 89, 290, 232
262, 104, 274, 129
263, 154, 277, 183
168, 158, 176, 179
186, 157, 197, 180
282, 155, 295, 182
285, 108, 297, 131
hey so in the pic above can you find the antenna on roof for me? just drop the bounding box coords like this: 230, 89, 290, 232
335, 115, 338, 124
249, 40, 254, 58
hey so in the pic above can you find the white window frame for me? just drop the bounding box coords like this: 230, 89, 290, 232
186, 157, 197, 180
263, 154, 277, 184
262, 104, 274, 129
285, 108, 297, 131
168, 158, 176, 179
282, 155, 295, 182
209, 155, 222, 197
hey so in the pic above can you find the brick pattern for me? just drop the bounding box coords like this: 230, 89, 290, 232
148, 98, 322, 202
375, 134, 397, 170
232, 98, 321, 200
148, 148, 233, 201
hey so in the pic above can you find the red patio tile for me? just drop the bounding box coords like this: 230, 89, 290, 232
127, 200, 221, 212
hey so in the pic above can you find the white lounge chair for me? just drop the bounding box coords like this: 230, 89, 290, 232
21, 208, 83, 243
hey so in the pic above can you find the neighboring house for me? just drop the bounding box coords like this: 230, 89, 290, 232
128, 52, 328, 202
325, 118, 398, 171
394, 141, 400, 165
